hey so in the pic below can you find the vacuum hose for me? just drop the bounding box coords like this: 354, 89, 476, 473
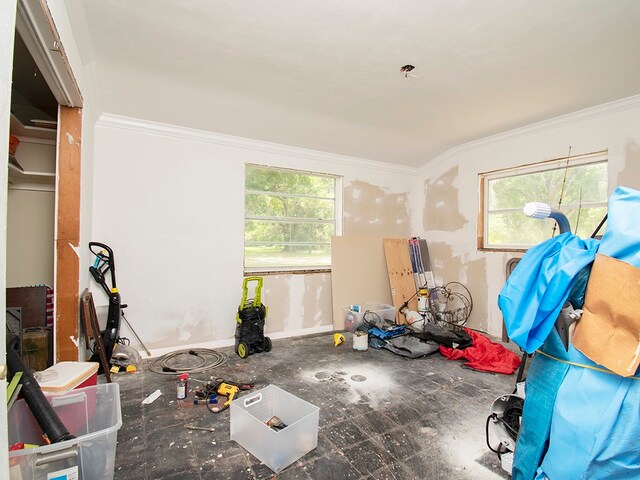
523, 202, 571, 234
6, 347, 74, 444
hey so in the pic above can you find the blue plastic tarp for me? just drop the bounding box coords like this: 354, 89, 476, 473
500, 186, 640, 480
498, 233, 599, 353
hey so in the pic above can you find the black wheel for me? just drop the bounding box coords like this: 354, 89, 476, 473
264, 337, 272, 352
237, 342, 249, 359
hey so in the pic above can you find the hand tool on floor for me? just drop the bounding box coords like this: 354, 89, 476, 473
203, 378, 254, 413
184, 425, 216, 432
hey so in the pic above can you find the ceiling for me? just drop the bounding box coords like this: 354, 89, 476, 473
64, 0, 640, 168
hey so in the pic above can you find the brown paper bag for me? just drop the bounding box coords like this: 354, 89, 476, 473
573, 254, 640, 377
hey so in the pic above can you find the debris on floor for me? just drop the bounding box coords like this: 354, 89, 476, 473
113, 332, 514, 479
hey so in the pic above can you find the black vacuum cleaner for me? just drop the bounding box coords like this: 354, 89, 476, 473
88, 242, 122, 369
89, 242, 151, 371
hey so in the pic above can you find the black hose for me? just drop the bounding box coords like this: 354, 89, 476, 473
7, 348, 74, 443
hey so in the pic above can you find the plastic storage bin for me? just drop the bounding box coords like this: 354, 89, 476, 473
343, 303, 396, 332
231, 385, 319, 472
8, 383, 122, 480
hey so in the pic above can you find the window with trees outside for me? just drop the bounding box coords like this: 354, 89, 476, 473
479, 151, 608, 250
244, 164, 341, 271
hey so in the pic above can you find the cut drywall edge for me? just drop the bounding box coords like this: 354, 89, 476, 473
139, 324, 333, 358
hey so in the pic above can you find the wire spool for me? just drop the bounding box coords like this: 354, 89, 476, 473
427, 282, 473, 330
149, 348, 228, 375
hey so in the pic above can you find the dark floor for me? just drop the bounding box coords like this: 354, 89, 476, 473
111, 333, 515, 480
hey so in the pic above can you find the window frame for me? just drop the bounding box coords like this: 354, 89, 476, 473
478, 150, 608, 251
244, 163, 342, 274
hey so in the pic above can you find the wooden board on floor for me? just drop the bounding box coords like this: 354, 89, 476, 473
331, 236, 393, 330
383, 238, 418, 320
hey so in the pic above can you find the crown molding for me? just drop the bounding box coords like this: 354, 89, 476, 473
96, 113, 418, 175
420, 93, 640, 174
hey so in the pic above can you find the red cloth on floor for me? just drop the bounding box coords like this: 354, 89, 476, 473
439, 328, 520, 374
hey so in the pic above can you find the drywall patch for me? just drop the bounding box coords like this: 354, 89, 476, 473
427, 243, 462, 287
302, 273, 332, 328
617, 143, 640, 190
262, 276, 288, 332
176, 311, 206, 342
343, 180, 410, 236
424, 166, 467, 232
466, 258, 488, 332
427, 245, 488, 331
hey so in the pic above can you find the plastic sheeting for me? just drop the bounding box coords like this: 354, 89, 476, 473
498, 233, 599, 353
499, 186, 640, 479
535, 348, 640, 480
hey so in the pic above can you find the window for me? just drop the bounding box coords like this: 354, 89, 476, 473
244, 164, 341, 271
479, 151, 608, 250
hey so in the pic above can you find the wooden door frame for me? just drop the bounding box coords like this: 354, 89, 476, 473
55, 106, 82, 361
15, 0, 84, 361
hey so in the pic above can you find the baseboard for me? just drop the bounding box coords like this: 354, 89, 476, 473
140, 324, 334, 358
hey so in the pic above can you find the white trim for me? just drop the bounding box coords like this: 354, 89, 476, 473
266, 324, 333, 340
479, 150, 607, 178
13, 136, 56, 146
421, 94, 640, 174
16, 0, 82, 106
140, 324, 333, 358
97, 113, 418, 175
144, 337, 236, 359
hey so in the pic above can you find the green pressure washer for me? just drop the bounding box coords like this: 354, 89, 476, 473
235, 276, 272, 359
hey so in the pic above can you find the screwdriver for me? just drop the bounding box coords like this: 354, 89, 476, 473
177, 396, 217, 407
184, 425, 216, 432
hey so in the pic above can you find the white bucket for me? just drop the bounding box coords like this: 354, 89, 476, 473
353, 331, 368, 351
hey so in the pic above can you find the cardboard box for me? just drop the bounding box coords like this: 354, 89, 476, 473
573, 254, 640, 377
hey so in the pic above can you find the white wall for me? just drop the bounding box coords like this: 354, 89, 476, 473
7, 140, 56, 287
7, 189, 55, 286
418, 95, 640, 337
1, 0, 18, 474
91, 115, 419, 352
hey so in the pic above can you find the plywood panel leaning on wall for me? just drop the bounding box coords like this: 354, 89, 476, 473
383, 238, 418, 321
330, 236, 393, 330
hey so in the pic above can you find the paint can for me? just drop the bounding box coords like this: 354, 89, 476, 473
417, 289, 429, 314
353, 331, 368, 351
177, 373, 189, 399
